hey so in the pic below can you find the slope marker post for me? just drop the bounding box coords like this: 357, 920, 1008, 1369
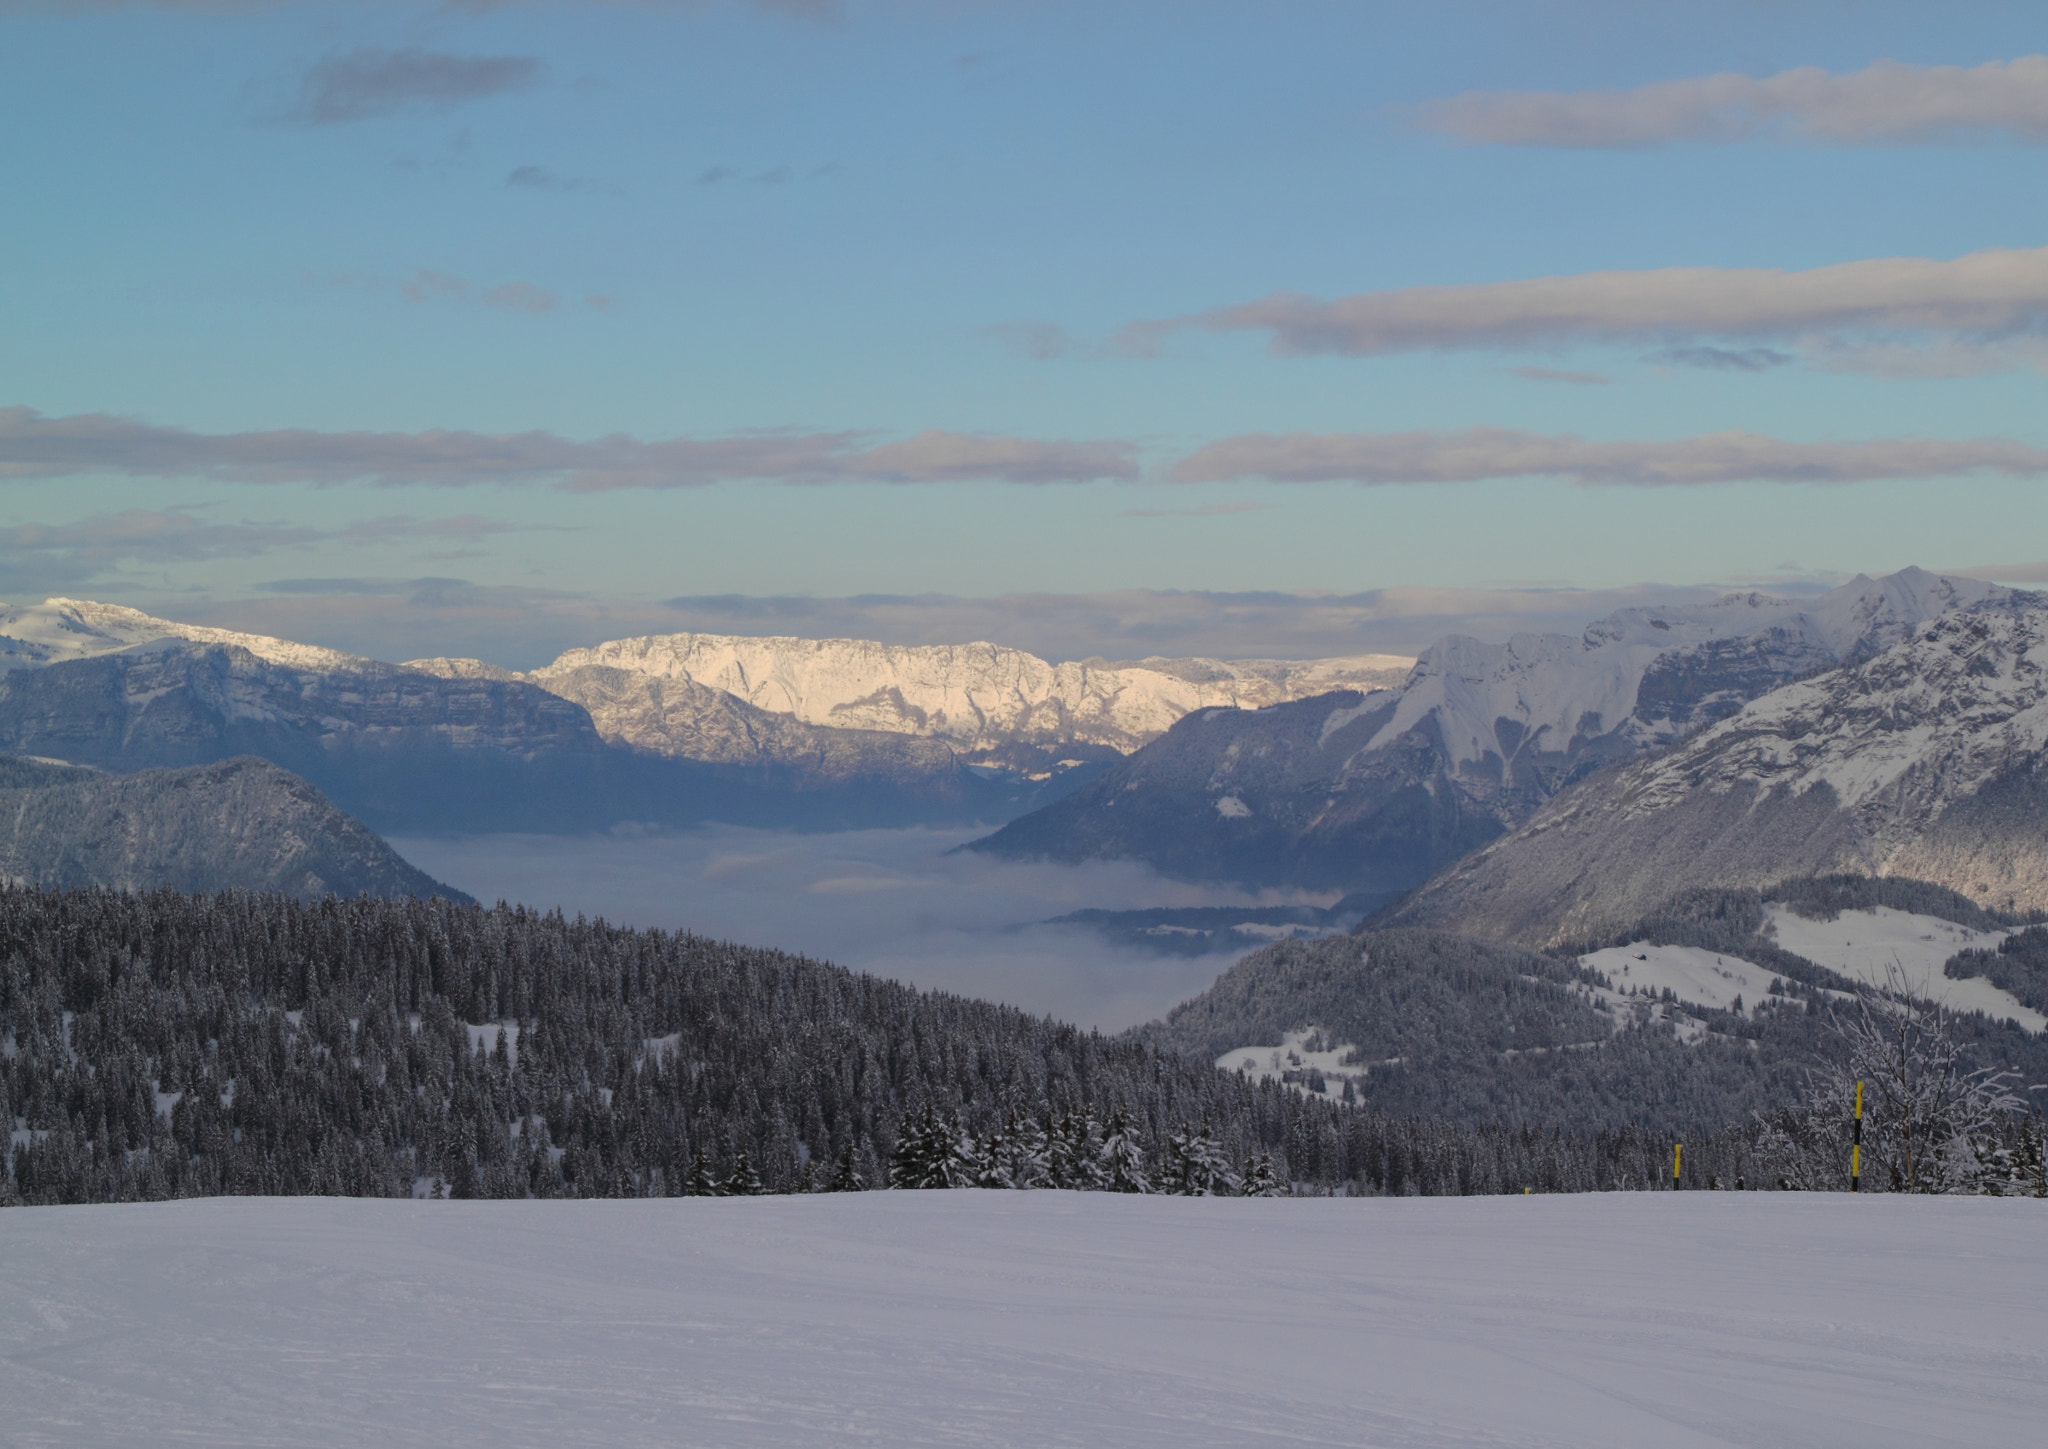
1851, 1080, 1862, 1193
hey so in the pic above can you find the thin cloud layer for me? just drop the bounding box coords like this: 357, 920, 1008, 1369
1120, 246, 2048, 365
0, 408, 1139, 489
1417, 56, 2048, 147
287, 48, 541, 127
172, 579, 1807, 673
1171, 429, 2048, 487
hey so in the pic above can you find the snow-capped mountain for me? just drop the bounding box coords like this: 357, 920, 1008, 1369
974, 569, 2010, 894
1370, 567, 2007, 783
0, 597, 367, 674
1393, 598, 2048, 946
496, 633, 1415, 760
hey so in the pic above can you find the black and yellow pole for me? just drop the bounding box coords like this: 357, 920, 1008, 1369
1851, 1080, 1862, 1193
1672, 1141, 1682, 1190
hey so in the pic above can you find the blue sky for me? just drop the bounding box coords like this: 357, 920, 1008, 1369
4, 0, 2047, 665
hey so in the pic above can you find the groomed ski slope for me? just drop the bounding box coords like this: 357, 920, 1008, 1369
4, 1193, 2043, 1448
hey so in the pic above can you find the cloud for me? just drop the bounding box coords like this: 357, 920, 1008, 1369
388, 824, 1249, 1032
0, 407, 1139, 489
1416, 56, 2048, 147
286, 48, 541, 127
1169, 428, 2048, 487
151, 574, 1890, 676
980, 321, 1081, 362
1118, 502, 1277, 518
1510, 366, 1608, 386
505, 164, 608, 193
0, 509, 561, 597
1120, 245, 2048, 367
482, 281, 558, 314
1950, 559, 2048, 584
325, 268, 576, 315
1650, 346, 1794, 372
400, 269, 469, 304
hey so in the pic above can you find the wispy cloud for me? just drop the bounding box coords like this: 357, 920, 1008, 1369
1510, 366, 1608, 386
284, 48, 541, 127
1650, 346, 1794, 372
980, 321, 1082, 362
481, 280, 557, 314
1950, 559, 2048, 584
169, 579, 1756, 672
0, 508, 550, 594
1170, 429, 2048, 487
0, 408, 1139, 489
1118, 502, 1277, 519
1416, 57, 2048, 147
1117, 245, 2048, 373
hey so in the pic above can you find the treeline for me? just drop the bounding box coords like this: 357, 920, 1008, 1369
0, 885, 1842, 1205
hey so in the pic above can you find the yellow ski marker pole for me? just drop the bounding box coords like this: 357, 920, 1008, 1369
1851, 1080, 1862, 1193
1672, 1142, 1681, 1191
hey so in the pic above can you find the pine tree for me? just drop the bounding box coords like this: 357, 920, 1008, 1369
724, 1148, 765, 1196
826, 1142, 865, 1192
1098, 1108, 1152, 1194
685, 1147, 723, 1196
1165, 1122, 1239, 1196
1240, 1151, 1282, 1197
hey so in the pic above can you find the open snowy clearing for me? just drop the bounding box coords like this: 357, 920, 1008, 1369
3, 1194, 2043, 1448
1764, 905, 2044, 1030
1579, 941, 1797, 1017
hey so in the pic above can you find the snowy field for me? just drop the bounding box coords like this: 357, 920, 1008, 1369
4, 1194, 2044, 1448
1764, 905, 2044, 1031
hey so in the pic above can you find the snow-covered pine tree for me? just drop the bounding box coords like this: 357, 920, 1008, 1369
826, 1142, 865, 1192
978, 1109, 1050, 1189
887, 1105, 948, 1189
724, 1149, 766, 1196
1047, 1110, 1105, 1191
1164, 1122, 1239, 1196
1098, 1108, 1152, 1193
684, 1147, 723, 1196
1240, 1151, 1282, 1197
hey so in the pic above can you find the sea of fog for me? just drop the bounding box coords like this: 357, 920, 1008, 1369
390, 826, 1322, 1032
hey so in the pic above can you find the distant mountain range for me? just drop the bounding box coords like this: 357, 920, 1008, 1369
410, 631, 1412, 778
972, 569, 2011, 897
0, 755, 464, 900
0, 598, 1414, 836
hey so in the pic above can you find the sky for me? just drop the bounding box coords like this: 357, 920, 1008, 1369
4, 0, 2048, 667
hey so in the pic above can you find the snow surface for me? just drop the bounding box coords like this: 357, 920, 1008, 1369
1763, 905, 2046, 1031
2, 1192, 2044, 1448
1218, 1026, 1382, 1101
1578, 942, 1797, 1018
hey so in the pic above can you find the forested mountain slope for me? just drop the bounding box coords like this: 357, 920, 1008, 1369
0, 756, 462, 900
1, 887, 1754, 1205
972, 569, 2003, 893
1140, 883, 2048, 1140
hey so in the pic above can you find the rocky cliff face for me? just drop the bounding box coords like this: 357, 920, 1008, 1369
1390, 599, 2048, 946
973, 570, 2009, 893
0, 755, 465, 900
